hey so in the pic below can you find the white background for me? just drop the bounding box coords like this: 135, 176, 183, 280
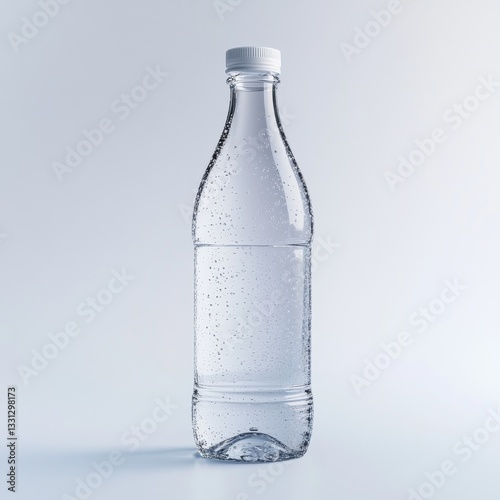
1, 0, 500, 499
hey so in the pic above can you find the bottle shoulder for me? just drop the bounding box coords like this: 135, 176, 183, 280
193, 129, 313, 246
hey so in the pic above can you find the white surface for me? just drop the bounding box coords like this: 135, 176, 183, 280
1, 0, 500, 499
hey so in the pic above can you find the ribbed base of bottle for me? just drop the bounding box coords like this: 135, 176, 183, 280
192, 384, 313, 462
200, 431, 305, 462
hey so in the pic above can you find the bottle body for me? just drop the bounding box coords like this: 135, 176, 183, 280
192, 65, 313, 462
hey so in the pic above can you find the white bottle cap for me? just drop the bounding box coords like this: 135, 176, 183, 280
225, 46, 281, 74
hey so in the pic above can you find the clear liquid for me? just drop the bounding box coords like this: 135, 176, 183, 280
193, 244, 313, 461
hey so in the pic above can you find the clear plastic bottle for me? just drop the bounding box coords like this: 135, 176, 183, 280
192, 47, 313, 462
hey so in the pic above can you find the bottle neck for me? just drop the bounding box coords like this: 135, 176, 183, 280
226, 73, 281, 137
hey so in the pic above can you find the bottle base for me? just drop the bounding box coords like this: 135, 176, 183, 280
197, 431, 307, 463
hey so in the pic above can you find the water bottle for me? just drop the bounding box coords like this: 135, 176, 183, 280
192, 47, 313, 462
